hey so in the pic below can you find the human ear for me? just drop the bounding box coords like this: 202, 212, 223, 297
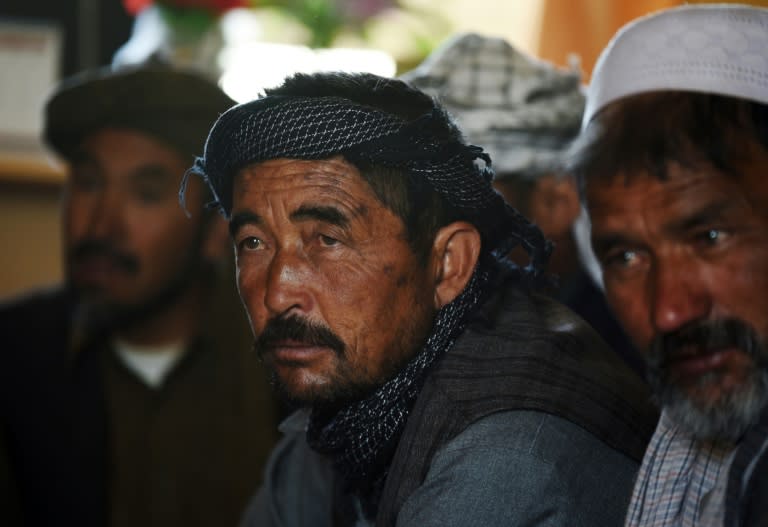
431, 221, 482, 308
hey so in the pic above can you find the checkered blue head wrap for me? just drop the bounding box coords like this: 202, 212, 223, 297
186, 85, 551, 274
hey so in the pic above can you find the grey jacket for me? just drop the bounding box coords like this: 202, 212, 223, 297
241, 286, 656, 526
242, 408, 640, 527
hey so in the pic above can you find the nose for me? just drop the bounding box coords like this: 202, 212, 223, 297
263, 246, 314, 317
649, 257, 712, 334
83, 187, 123, 240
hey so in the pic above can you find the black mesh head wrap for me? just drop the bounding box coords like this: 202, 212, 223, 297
186, 79, 551, 275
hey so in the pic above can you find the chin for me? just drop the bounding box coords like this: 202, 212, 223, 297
272, 379, 338, 410
76, 284, 128, 307
270, 368, 380, 411
659, 371, 768, 443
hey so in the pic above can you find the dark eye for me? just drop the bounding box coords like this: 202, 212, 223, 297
600, 247, 648, 279
319, 234, 339, 247
137, 189, 165, 203
603, 249, 638, 268
620, 250, 638, 265
701, 228, 723, 244
689, 227, 732, 251
238, 236, 264, 251
134, 181, 170, 204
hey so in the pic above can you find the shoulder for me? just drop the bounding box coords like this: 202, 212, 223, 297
438, 284, 658, 461
726, 409, 768, 526
0, 285, 69, 307
0, 286, 72, 373
437, 410, 638, 477
0, 286, 71, 339
397, 410, 638, 527
241, 411, 334, 527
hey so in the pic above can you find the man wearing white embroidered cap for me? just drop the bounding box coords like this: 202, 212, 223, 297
569, 3, 768, 526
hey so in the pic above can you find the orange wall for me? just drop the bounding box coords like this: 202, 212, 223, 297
0, 182, 63, 299
537, 0, 768, 81
537, 0, 678, 80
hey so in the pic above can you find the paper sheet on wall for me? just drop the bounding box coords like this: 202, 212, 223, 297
0, 20, 61, 153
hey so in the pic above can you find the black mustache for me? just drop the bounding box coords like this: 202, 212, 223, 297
69, 240, 139, 274
649, 318, 762, 368
254, 315, 345, 357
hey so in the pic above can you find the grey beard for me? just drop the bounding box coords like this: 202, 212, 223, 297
647, 318, 768, 443
650, 365, 768, 443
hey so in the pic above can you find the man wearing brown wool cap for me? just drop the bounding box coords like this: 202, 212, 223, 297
0, 63, 279, 527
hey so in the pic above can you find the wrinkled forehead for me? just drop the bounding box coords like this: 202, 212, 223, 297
227, 157, 413, 248
586, 141, 768, 203
233, 157, 369, 198
585, 161, 768, 245
230, 157, 385, 221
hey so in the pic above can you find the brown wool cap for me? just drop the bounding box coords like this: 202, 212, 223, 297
44, 64, 235, 162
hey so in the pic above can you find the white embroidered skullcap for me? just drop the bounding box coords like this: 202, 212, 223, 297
584, 3, 768, 128
401, 33, 585, 179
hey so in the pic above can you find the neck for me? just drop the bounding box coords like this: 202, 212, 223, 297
306, 262, 492, 497
115, 283, 205, 348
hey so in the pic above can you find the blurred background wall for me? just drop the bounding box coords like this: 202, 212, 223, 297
1, 0, 765, 299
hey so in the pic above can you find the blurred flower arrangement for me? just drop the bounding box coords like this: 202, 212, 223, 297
117, 0, 450, 79
257, 0, 396, 48
123, 0, 246, 14
115, 1, 234, 77
121, 0, 247, 38
121, 0, 392, 47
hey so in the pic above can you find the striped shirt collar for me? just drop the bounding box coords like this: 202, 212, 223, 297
626, 410, 736, 527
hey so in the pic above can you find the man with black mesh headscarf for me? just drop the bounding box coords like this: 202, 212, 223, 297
188, 71, 658, 526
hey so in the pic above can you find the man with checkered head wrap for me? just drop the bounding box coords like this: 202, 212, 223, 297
569, 4, 768, 526
188, 71, 657, 527
402, 32, 642, 376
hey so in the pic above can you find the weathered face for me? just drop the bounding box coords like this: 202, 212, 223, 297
63, 128, 207, 322
230, 156, 437, 408
586, 144, 768, 441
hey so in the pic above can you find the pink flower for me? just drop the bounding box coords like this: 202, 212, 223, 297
123, 0, 153, 15
122, 0, 247, 16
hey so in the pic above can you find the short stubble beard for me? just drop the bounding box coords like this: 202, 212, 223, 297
254, 306, 435, 412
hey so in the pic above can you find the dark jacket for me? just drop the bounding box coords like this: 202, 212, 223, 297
0, 287, 279, 527
376, 284, 658, 525
725, 405, 768, 526
243, 280, 659, 526
0, 288, 106, 526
